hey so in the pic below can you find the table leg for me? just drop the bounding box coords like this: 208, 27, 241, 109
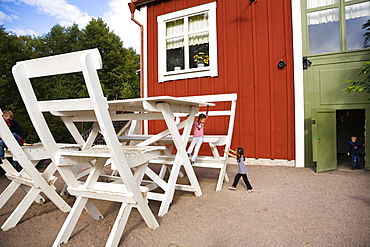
53, 196, 89, 247
156, 103, 202, 216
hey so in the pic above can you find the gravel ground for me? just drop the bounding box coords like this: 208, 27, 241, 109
0, 162, 369, 247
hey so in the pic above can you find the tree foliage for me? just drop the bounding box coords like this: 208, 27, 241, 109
0, 18, 140, 144
343, 62, 370, 95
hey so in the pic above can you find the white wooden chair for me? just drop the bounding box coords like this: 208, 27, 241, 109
0, 109, 72, 231
12, 49, 164, 247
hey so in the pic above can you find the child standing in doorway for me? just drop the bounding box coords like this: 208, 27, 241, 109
347, 135, 365, 170
187, 105, 209, 164
225, 147, 253, 193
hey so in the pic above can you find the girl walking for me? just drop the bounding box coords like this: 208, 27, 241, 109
224, 147, 253, 193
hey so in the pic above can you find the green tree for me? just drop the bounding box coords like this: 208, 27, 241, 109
0, 27, 36, 142
0, 18, 140, 144
343, 62, 370, 96
79, 18, 140, 100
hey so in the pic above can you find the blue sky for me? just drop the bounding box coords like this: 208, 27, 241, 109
0, 0, 144, 52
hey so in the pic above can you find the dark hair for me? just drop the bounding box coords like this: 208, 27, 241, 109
198, 113, 206, 122
236, 147, 245, 161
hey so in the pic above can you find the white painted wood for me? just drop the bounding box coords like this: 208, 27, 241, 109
291, 0, 305, 168
156, 103, 202, 216
116, 94, 236, 199
12, 49, 164, 247
153, 93, 237, 191
12, 48, 218, 246
105, 203, 132, 247
0, 109, 72, 231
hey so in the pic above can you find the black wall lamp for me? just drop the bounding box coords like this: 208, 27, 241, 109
278, 59, 287, 69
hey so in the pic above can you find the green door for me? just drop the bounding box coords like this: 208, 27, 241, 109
312, 109, 337, 172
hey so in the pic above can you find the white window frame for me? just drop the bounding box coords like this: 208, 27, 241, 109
157, 2, 218, 83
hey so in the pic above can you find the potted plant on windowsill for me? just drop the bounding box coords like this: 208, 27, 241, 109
193, 51, 209, 68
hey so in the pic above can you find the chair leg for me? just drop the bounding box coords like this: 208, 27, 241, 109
0, 181, 21, 209
60, 163, 84, 196
1, 187, 40, 231
52, 196, 89, 247
136, 202, 160, 230
157, 155, 182, 217
216, 168, 225, 192
42, 187, 71, 213
85, 199, 104, 220
20, 184, 45, 204
105, 203, 132, 247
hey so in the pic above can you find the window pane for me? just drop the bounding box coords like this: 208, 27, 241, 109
307, 0, 339, 9
346, 2, 370, 50
308, 8, 340, 54
189, 13, 209, 31
189, 32, 209, 69
189, 44, 209, 69
166, 37, 184, 71
166, 19, 184, 36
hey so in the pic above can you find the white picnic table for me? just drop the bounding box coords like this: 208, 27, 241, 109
53, 96, 214, 217
116, 93, 237, 193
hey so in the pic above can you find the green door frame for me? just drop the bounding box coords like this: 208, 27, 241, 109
301, 0, 370, 169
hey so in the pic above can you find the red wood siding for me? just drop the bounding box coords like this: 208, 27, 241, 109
145, 0, 295, 160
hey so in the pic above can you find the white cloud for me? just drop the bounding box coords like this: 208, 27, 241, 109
2, 0, 143, 52
0, 11, 18, 24
18, 0, 92, 27
103, 0, 144, 52
9, 27, 38, 36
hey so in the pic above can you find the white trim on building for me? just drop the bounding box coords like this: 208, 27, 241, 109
292, 0, 305, 167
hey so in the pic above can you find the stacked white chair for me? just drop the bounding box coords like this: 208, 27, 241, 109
0, 109, 72, 231
12, 48, 163, 247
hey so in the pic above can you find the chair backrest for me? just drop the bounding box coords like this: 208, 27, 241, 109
12, 49, 135, 188
12, 49, 101, 154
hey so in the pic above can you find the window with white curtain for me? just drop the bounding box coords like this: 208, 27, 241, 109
307, 0, 339, 9
308, 7, 340, 54
157, 2, 218, 82
346, 1, 370, 50
307, 0, 370, 54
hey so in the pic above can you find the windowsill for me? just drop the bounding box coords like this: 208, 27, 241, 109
164, 66, 210, 76
309, 47, 370, 57
160, 66, 216, 82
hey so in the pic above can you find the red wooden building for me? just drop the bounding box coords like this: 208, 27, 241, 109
130, 0, 295, 163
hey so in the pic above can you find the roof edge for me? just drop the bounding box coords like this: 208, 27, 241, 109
131, 0, 162, 7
